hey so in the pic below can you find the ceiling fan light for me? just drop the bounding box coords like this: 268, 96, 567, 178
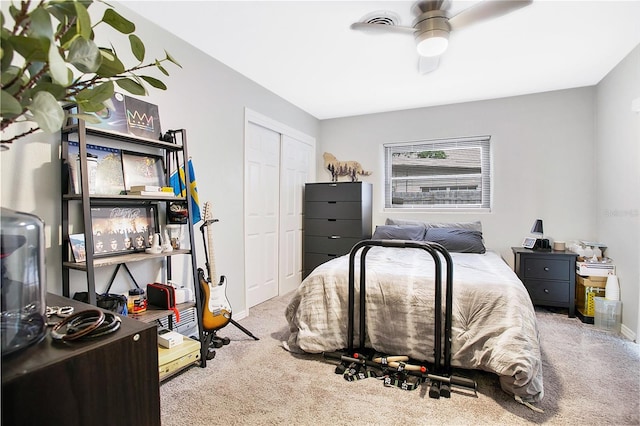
416, 31, 449, 57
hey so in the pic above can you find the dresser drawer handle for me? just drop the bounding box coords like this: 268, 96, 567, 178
329, 235, 341, 239
543, 267, 550, 271
327, 219, 336, 222
329, 184, 337, 187
328, 201, 337, 204
544, 289, 550, 294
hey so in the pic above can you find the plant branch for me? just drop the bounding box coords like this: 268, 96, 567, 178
1, 125, 40, 145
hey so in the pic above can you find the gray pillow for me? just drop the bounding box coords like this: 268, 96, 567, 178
385, 218, 482, 233
372, 225, 425, 241
424, 227, 486, 253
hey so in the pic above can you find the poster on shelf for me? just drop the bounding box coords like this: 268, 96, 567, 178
82, 93, 162, 140
121, 151, 166, 190
67, 141, 125, 195
69, 234, 86, 262
90, 205, 157, 256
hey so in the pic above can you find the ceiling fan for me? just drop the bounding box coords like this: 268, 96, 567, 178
351, 0, 533, 74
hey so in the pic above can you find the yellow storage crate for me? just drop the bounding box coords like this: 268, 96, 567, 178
576, 278, 606, 317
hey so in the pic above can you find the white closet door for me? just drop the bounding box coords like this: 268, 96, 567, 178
245, 122, 280, 307
279, 135, 313, 295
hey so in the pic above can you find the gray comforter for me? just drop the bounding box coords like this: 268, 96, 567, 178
284, 247, 544, 402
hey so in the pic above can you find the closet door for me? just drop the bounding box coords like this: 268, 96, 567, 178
245, 122, 280, 307
279, 135, 313, 295
244, 109, 316, 309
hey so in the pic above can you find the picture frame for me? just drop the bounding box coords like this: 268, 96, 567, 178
69, 234, 86, 262
67, 141, 125, 195
90, 205, 157, 256
121, 151, 166, 190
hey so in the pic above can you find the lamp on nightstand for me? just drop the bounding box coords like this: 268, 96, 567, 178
530, 219, 550, 250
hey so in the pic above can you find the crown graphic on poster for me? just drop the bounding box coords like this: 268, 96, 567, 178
84, 92, 162, 140
126, 110, 155, 132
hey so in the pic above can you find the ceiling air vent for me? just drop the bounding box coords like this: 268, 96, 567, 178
361, 11, 400, 27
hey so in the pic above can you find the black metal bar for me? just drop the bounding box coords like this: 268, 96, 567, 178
346, 239, 451, 375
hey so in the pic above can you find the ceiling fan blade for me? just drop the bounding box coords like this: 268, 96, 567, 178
448, 0, 532, 31
419, 55, 441, 74
350, 22, 416, 34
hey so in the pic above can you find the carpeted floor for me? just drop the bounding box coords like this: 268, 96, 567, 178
160, 292, 640, 425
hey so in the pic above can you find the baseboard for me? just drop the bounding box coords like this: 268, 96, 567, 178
620, 323, 636, 342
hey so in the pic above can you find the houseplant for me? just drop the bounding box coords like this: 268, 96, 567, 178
1, 0, 180, 146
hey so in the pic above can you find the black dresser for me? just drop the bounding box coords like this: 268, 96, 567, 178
304, 182, 372, 278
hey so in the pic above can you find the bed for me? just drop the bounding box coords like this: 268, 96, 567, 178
284, 220, 544, 403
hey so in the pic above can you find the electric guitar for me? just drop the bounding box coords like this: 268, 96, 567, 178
198, 202, 232, 332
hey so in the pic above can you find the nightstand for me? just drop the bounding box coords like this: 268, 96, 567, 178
512, 247, 579, 317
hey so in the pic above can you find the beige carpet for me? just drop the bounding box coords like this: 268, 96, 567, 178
160, 292, 640, 425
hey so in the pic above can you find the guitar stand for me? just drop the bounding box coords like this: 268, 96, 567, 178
199, 219, 259, 357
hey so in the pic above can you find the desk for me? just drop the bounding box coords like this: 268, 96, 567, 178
2, 293, 160, 426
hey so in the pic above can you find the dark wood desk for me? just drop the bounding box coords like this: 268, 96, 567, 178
2, 293, 160, 426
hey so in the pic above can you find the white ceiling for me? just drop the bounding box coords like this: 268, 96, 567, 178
121, 0, 640, 120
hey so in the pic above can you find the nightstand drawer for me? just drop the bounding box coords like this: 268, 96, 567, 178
524, 279, 570, 304
523, 258, 570, 281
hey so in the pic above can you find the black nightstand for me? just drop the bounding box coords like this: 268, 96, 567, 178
512, 247, 579, 317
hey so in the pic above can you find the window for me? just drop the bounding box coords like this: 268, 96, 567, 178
384, 136, 491, 209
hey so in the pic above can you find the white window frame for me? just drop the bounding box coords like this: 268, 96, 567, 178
384, 136, 492, 211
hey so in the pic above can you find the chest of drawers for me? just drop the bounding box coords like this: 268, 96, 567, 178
512, 247, 578, 317
304, 182, 372, 278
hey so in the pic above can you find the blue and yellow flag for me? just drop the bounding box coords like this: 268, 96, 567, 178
170, 158, 201, 224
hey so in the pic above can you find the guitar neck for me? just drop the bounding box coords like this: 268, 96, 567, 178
207, 213, 217, 284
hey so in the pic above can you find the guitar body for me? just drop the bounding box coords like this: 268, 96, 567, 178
198, 267, 232, 332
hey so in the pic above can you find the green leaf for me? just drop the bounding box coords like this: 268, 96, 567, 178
1, 42, 14, 73
128, 34, 145, 62
31, 81, 67, 100
102, 8, 135, 34
8, 35, 49, 62
155, 60, 169, 76
28, 7, 54, 40
48, 41, 71, 85
68, 112, 102, 124
140, 75, 166, 90
77, 99, 110, 113
47, 1, 79, 23
68, 37, 101, 73
1, 90, 23, 115
74, 2, 92, 39
0, 66, 28, 94
75, 81, 114, 104
116, 78, 146, 96
96, 48, 124, 77
165, 50, 182, 68
28, 91, 64, 133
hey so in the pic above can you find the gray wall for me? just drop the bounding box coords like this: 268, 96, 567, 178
595, 44, 640, 339
319, 88, 597, 262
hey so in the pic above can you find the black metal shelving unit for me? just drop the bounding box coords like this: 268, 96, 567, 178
60, 113, 208, 367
